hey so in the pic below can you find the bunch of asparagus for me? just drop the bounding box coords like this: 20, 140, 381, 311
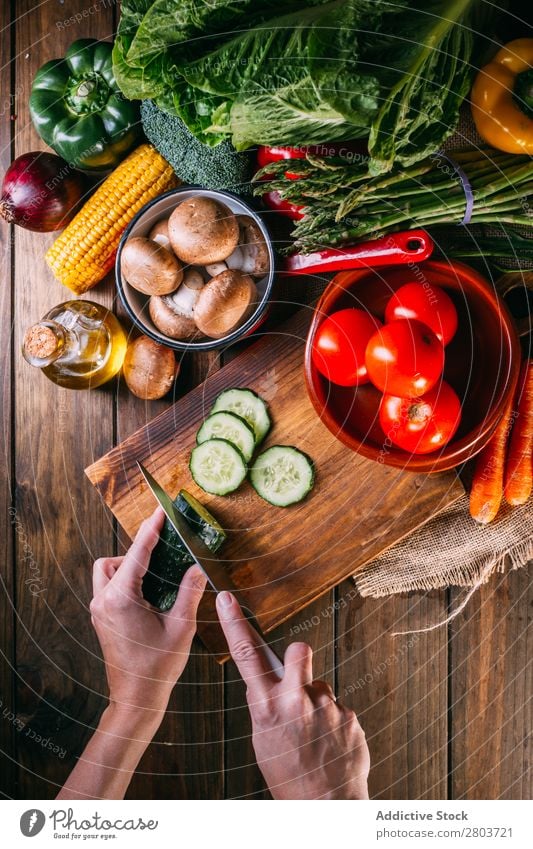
254, 149, 533, 253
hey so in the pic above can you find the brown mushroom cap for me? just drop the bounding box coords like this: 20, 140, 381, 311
235, 215, 270, 276
149, 281, 203, 341
123, 335, 178, 400
168, 197, 240, 265
194, 270, 258, 339
121, 236, 183, 296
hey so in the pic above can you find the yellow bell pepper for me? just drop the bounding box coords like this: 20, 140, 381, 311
471, 38, 533, 155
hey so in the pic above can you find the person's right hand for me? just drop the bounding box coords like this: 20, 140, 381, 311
216, 591, 370, 800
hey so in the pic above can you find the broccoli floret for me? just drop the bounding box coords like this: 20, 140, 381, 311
141, 100, 254, 196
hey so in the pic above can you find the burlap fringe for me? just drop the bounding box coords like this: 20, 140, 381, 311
382, 536, 533, 636
355, 534, 533, 600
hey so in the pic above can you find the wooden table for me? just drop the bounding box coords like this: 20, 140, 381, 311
1, 1, 531, 801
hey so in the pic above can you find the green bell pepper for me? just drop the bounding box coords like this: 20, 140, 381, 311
29, 39, 140, 171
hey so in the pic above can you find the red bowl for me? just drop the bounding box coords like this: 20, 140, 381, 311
304, 260, 521, 472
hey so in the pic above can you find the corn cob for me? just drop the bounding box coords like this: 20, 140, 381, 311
46, 144, 179, 294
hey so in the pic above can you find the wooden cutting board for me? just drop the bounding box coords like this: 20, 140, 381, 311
86, 306, 464, 659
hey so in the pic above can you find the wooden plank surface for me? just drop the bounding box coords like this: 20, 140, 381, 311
0, 0, 16, 800
86, 306, 464, 656
12, 0, 116, 798
337, 588, 449, 799
0, 0, 530, 803
450, 568, 533, 799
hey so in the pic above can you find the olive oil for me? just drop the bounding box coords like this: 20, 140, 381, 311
22, 300, 127, 389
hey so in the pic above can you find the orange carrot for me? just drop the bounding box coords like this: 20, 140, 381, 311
504, 360, 533, 506
469, 395, 515, 524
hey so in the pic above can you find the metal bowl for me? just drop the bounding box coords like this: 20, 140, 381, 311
116, 187, 275, 351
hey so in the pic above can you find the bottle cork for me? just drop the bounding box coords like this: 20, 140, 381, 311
23, 324, 59, 359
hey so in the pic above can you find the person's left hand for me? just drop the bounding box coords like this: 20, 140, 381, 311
89, 507, 207, 718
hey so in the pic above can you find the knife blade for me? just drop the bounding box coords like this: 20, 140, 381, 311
137, 462, 284, 678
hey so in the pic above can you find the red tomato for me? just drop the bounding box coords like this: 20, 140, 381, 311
385, 281, 458, 346
365, 319, 445, 398
379, 381, 462, 454
312, 308, 382, 387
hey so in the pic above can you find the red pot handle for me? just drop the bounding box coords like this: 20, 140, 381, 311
282, 230, 434, 275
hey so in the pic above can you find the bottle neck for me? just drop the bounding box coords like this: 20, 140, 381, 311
22, 321, 69, 368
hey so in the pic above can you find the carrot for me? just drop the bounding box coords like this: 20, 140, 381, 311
469, 395, 515, 524
504, 360, 533, 506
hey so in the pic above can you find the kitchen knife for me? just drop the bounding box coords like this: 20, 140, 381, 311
137, 462, 284, 678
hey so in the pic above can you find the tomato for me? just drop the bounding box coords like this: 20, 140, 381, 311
365, 319, 445, 397
385, 281, 458, 345
379, 381, 462, 454
312, 308, 382, 387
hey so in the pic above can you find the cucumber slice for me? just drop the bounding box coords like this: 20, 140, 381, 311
197, 411, 256, 462
143, 490, 226, 611
250, 445, 315, 507
190, 438, 247, 495
211, 388, 271, 444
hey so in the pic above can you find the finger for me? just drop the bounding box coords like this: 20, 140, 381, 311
309, 679, 337, 707
92, 557, 123, 595
282, 642, 314, 689
114, 507, 165, 593
216, 592, 279, 693
164, 565, 207, 637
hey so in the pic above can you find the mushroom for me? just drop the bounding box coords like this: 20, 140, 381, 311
204, 261, 228, 277
121, 236, 183, 296
168, 196, 240, 265
149, 269, 205, 340
194, 269, 258, 339
148, 219, 172, 249
123, 335, 178, 400
227, 216, 270, 277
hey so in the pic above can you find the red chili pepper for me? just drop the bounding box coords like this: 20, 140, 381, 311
261, 190, 305, 220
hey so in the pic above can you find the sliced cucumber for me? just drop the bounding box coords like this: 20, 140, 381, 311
143, 489, 226, 611
190, 438, 247, 495
250, 445, 315, 507
197, 411, 256, 462
211, 388, 271, 445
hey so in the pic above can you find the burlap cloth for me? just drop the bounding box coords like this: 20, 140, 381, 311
295, 107, 532, 600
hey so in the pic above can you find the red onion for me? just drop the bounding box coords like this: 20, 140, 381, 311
0, 152, 85, 232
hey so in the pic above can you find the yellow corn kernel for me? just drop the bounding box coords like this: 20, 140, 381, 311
45, 144, 179, 295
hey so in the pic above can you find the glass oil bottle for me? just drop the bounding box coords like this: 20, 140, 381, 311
22, 300, 128, 389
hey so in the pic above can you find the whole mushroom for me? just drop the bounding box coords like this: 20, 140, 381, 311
194, 269, 258, 339
148, 219, 172, 249
168, 196, 239, 265
149, 269, 205, 340
121, 236, 182, 296
123, 335, 178, 400
226, 216, 270, 277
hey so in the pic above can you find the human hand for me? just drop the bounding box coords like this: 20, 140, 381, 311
90, 507, 207, 719
216, 592, 370, 799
